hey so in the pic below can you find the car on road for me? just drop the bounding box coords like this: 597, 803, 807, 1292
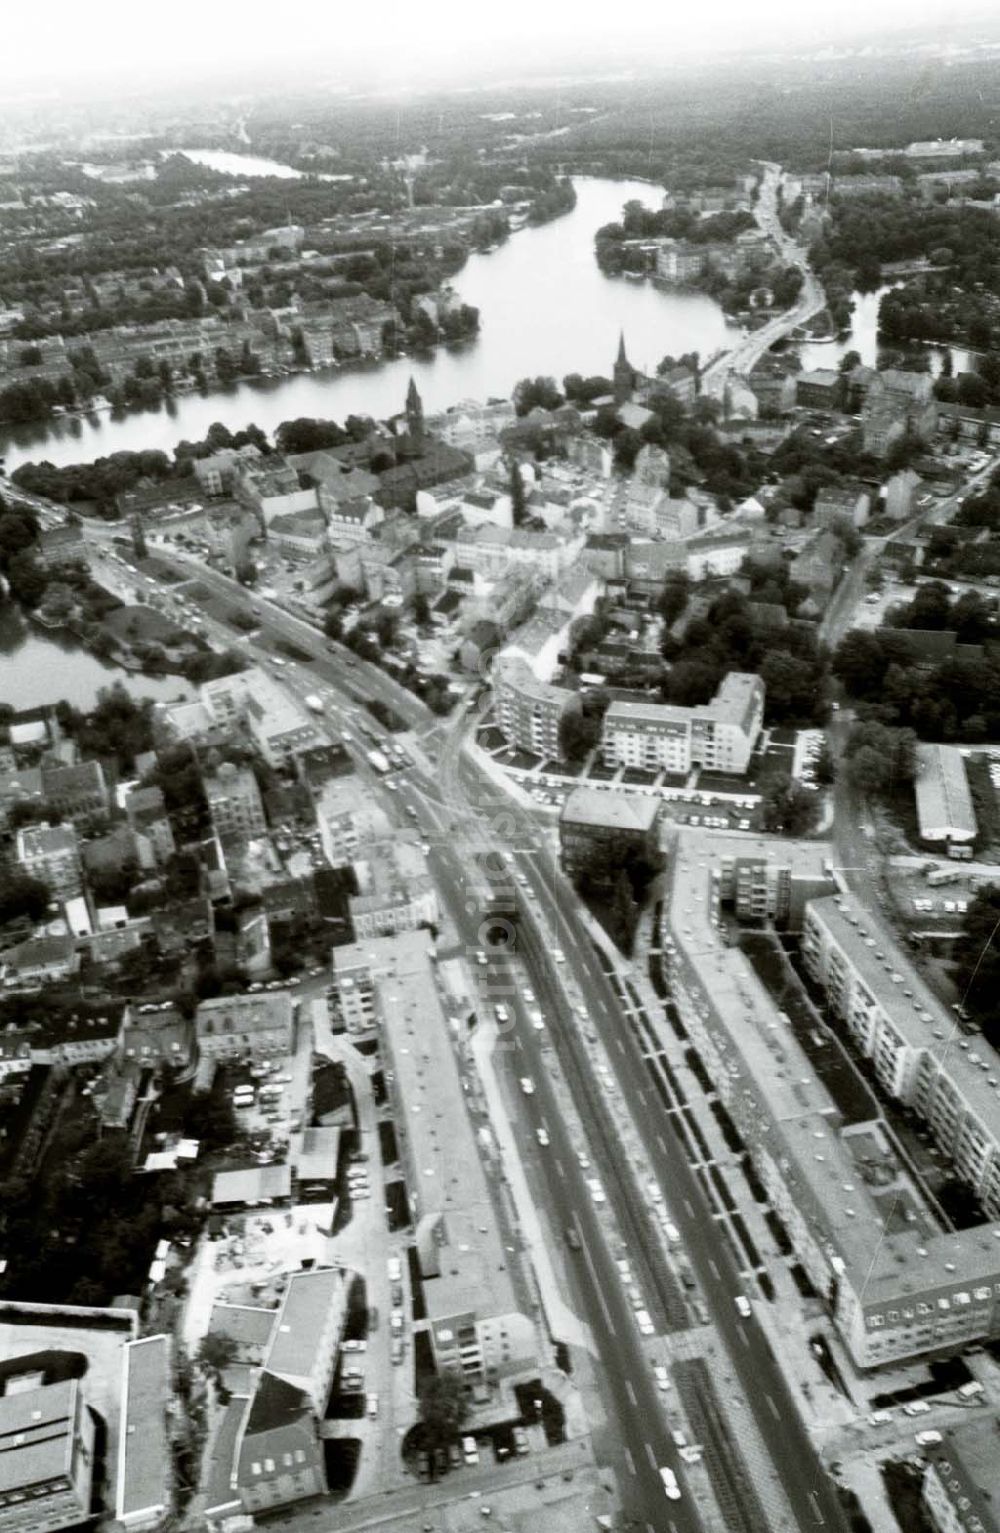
565, 1226, 581, 1250
654, 1365, 670, 1392
735, 1295, 751, 1318
495, 1005, 510, 1024
536, 1127, 550, 1147
342, 1339, 367, 1353
663, 1221, 681, 1243
462, 1435, 479, 1466
577, 1151, 591, 1170
660, 1467, 681, 1501
366, 1393, 379, 1418
520, 1077, 535, 1095
586, 1178, 606, 1205
671, 1428, 687, 1448
529, 1009, 544, 1030
636, 1309, 655, 1336
552, 948, 566, 963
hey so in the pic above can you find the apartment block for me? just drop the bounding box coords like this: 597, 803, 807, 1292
204, 762, 267, 842
492, 653, 580, 759
802, 895, 1000, 1220
0, 1379, 95, 1533
602, 673, 764, 776
665, 833, 1000, 1369
924, 1417, 1000, 1533
367, 931, 537, 1385
195, 991, 295, 1061
559, 788, 661, 887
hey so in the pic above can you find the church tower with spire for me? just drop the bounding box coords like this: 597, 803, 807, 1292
613, 331, 634, 406
405, 376, 424, 445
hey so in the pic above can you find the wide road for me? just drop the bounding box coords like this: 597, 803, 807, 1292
391, 771, 699, 1532
442, 745, 850, 1533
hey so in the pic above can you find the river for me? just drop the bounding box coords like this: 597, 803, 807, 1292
0, 175, 739, 474
0, 603, 194, 712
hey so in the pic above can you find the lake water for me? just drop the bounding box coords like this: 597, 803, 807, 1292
0, 175, 738, 474
796, 284, 972, 376
175, 148, 354, 182
0, 603, 194, 712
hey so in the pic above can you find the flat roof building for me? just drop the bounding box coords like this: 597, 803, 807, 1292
201, 668, 319, 767
367, 931, 537, 1386
116, 1336, 171, 1531
559, 787, 661, 888
264, 1267, 346, 1414
603, 672, 764, 776
0, 1379, 95, 1533
924, 1415, 1000, 1533
915, 743, 977, 845
665, 832, 1000, 1369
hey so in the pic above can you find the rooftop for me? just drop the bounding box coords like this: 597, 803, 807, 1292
0, 1377, 77, 1493
914, 742, 977, 841
265, 1268, 345, 1386
667, 835, 1000, 1306
560, 787, 661, 834
927, 1415, 1000, 1533
210, 1163, 293, 1207
116, 1336, 171, 1521
370, 931, 524, 1327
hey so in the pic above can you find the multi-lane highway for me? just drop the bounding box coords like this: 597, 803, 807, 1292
438, 744, 850, 1533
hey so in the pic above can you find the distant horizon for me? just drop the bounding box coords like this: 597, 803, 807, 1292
4, 1, 1000, 100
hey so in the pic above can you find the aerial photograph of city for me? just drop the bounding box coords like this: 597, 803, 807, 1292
2, 1, 1000, 1531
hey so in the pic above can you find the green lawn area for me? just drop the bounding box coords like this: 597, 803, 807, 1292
102, 605, 186, 644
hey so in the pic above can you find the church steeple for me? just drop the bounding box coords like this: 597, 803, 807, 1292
613, 330, 634, 406
405, 375, 424, 444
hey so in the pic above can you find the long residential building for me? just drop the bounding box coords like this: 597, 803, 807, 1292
363, 930, 537, 1386
602, 673, 765, 776
665, 833, 1000, 1369
802, 894, 1000, 1220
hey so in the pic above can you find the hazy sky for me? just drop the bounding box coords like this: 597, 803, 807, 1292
8, 0, 1000, 90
